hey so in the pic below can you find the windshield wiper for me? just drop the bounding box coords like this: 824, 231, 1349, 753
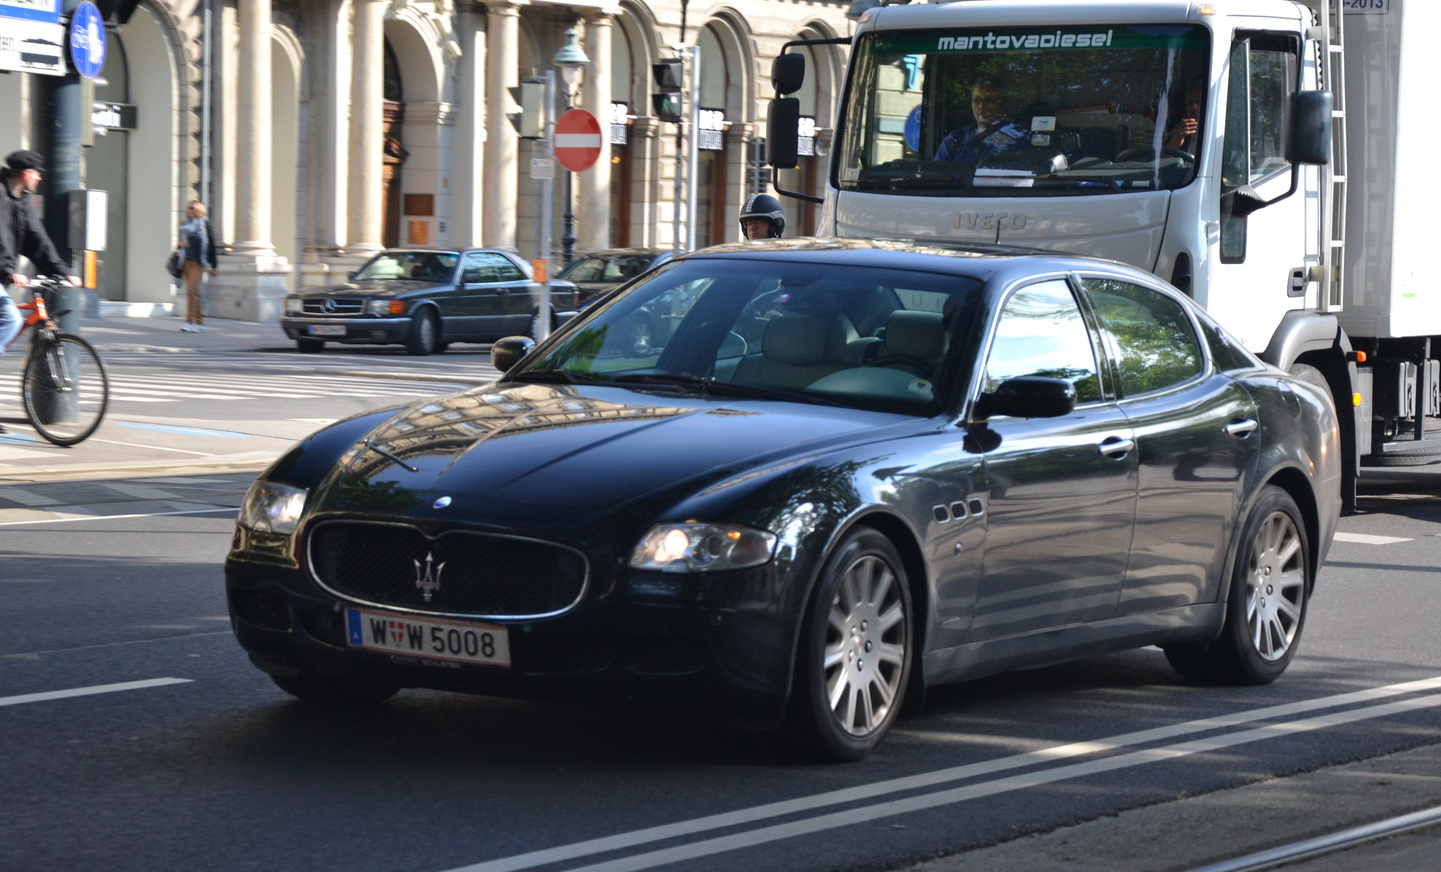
610, 374, 846, 407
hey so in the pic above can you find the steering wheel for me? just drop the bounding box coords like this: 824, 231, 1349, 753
1116, 146, 1195, 163
868, 354, 932, 377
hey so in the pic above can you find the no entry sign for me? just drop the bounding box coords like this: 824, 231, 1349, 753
553, 109, 603, 172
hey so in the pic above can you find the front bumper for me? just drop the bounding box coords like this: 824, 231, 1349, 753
280, 316, 410, 344
225, 550, 799, 727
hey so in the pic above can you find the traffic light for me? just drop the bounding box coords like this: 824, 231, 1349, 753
652, 59, 684, 123
506, 80, 545, 139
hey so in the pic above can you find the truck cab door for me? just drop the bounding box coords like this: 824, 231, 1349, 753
1204, 33, 1320, 353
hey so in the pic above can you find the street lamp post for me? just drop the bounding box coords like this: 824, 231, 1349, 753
553, 28, 590, 266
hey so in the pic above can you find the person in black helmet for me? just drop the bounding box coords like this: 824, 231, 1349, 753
739, 193, 786, 239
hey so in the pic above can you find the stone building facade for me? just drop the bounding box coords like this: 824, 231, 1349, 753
1, 0, 854, 320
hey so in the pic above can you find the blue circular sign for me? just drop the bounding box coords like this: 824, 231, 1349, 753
69, 2, 107, 79
904, 105, 923, 153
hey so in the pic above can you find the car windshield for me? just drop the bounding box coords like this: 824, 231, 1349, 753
353, 251, 460, 282
511, 257, 984, 416
558, 253, 660, 283
837, 25, 1209, 196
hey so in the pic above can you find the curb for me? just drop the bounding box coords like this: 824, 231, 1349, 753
0, 456, 273, 484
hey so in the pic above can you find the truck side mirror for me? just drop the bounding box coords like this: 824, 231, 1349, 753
1287, 90, 1332, 166
772, 53, 805, 97
767, 98, 801, 169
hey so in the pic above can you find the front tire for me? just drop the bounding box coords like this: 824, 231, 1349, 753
22, 334, 109, 446
405, 309, 439, 355
270, 669, 400, 706
1165, 485, 1310, 684
791, 527, 912, 762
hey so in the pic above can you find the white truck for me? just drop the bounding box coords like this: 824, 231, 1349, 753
766, 0, 1436, 511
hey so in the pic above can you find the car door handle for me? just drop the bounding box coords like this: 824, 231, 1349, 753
1097, 436, 1136, 458
1225, 419, 1258, 437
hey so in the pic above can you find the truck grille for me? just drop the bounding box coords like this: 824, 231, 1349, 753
307, 521, 588, 619
302, 298, 365, 315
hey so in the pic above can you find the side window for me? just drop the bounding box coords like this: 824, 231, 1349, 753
984, 280, 1101, 403
1221, 35, 1298, 262
461, 252, 497, 283
483, 253, 527, 282
1198, 317, 1261, 373
1084, 278, 1204, 396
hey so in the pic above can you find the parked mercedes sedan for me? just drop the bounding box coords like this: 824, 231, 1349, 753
229, 239, 1340, 761
279, 248, 577, 355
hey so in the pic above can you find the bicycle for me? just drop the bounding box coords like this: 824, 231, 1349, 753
3, 276, 110, 446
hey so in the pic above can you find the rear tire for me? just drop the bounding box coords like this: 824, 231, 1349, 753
270, 670, 399, 706
789, 527, 912, 762
1164, 485, 1310, 684
296, 339, 325, 354
22, 334, 109, 446
405, 309, 439, 355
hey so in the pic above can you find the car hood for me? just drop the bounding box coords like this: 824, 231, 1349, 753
316, 382, 916, 515
299, 280, 450, 298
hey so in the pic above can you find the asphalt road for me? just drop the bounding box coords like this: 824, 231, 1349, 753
1, 315, 1439, 872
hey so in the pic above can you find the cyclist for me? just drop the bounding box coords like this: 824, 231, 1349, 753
739, 193, 786, 240
2, 150, 78, 433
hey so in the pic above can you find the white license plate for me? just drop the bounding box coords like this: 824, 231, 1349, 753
309, 325, 347, 337
346, 609, 511, 667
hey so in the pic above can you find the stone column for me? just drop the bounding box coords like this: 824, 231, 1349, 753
629, 116, 661, 248
232, 0, 273, 256
483, 0, 521, 251
300, 0, 352, 289
212, 0, 291, 322
346, 0, 386, 258
576, 10, 614, 255
451, 7, 486, 247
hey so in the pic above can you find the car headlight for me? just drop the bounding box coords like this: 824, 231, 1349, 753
629, 522, 777, 573
283, 297, 303, 315
238, 481, 308, 535
366, 299, 405, 316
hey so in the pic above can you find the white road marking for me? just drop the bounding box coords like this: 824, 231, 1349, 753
446, 675, 1441, 872
0, 507, 235, 526
0, 677, 192, 708
1333, 531, 1412, 545
552, 694, 1441, 872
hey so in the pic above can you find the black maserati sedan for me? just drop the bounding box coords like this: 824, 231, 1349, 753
228, 239, 1341, 761
278, 248, 579, 355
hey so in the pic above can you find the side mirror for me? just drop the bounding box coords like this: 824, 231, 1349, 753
772, 53, 805, 97
490, 336, 535, 373
768, 98, 801, 169
973, 377, 1077, 420
1287, 90, 1332, 166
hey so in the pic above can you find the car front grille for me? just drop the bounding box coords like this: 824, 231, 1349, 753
302, 298, 365, 315
307, 520, 589, 619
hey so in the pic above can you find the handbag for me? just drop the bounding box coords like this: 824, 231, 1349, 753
166, 248, 185, 279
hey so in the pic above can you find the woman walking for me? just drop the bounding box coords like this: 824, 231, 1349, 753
178, 200, 217, 332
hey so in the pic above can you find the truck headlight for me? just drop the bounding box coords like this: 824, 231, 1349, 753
629, 522, 777, 573
238, 481, 308, 535
283, 297, 303, 315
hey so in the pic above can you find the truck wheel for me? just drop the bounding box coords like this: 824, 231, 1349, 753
1289, 363, 1334, 411
1164, 485, 1310, 684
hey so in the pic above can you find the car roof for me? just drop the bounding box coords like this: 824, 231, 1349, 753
675, 237, 1150, 286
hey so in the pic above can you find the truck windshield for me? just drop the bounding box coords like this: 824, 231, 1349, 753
837, 25, 1210, 197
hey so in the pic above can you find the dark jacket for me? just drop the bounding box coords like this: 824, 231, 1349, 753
181, 217, 218, 269
0, 168, 69, 280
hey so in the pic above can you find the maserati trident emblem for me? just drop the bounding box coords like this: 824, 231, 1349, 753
414, 551, 445, 602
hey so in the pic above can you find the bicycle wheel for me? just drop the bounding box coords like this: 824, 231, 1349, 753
22, 333, 110, 446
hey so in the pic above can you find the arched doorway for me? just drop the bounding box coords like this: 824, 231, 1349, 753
382, 40, 407, 248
